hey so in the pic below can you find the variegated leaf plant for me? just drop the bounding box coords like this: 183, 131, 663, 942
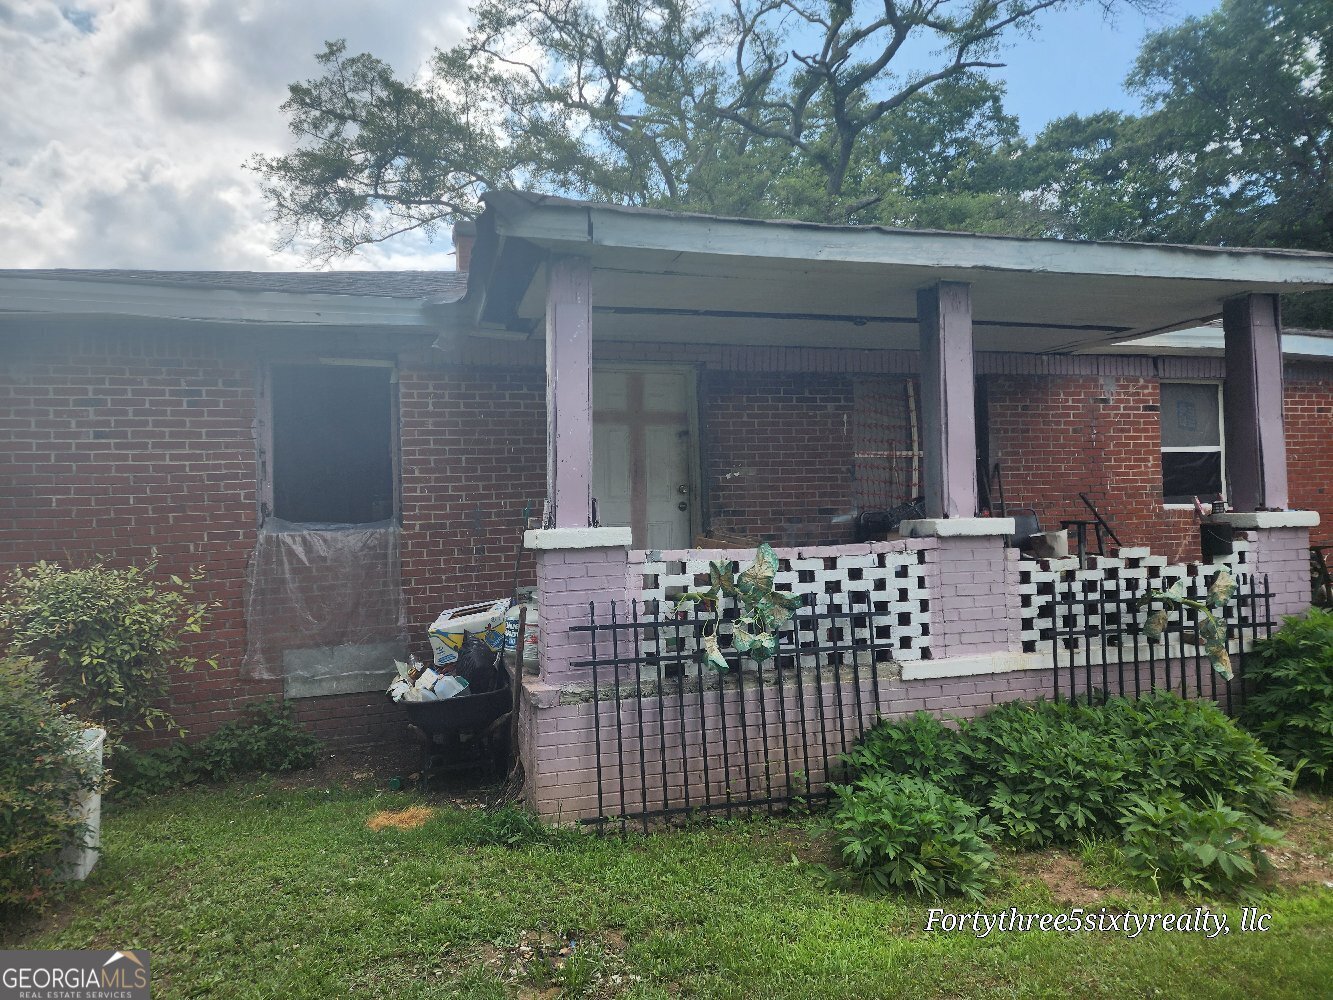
673, 542, 804, 671
1139, 569, 1238, 680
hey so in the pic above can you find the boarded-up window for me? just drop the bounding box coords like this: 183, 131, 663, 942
852, 378, 920, 510
1160, 381, 1224, 505
270, 364, 395, 524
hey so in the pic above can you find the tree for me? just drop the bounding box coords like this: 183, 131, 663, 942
252, 0, 1151, 260
1127, 0, 1333, 253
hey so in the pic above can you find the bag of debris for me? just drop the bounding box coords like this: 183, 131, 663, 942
455, 633, 504, 694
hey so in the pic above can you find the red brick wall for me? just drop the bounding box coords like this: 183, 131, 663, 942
398, 365, 546, 655
702, 372, 857, 546
0, 328, 277, 738
0, 329, 547, 747
1285, 361, 1333, 546
3, 325, 1330, 750
985, 375, 1201, 563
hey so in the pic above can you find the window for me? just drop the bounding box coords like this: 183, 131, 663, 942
268, 363, 395, 524
1160, 381, 1224, 505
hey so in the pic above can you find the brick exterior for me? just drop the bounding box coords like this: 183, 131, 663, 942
0, 328, 273, 738
534, 544, 632, 683
1285, 362, 1333, 546
985, 374, 1204, 563
927, 537, 1021, 660
520, 667, 1056, 820
3, 322, 1329, 751
702, 371, 856, 546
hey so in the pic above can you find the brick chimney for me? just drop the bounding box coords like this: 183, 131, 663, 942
453, 221, 476, 272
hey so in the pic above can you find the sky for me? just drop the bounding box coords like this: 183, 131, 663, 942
0, 0, 1220, 272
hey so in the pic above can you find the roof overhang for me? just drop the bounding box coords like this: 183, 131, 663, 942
1102, 325, 1333, 362
467, 191, 1333, 354
0, 274, 441, 329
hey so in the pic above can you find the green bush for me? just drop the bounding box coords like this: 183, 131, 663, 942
955, 699, 1134, 847
830, 773, 996, 901
1119, 792, 1285, 895
843, 710, 965, 785
0, 658, 101, 914
1241, 608, 1333, 786
844, 693, 1291, 869
1099, 692, 1290, 820
111, 700, 322, 799
0, 559, 217, 735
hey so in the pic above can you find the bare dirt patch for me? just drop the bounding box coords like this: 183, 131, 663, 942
1268, 792, 1333, 889
470, 928, 637, 999
1006, 848, 1117, 906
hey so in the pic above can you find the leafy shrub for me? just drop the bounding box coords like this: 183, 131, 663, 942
0, 559, 217, 735
1119, 792, 1285, 895
1098, 692, 1290, 819
830, 773, 996, 901
844, 711, 965, 785
111, 699, 322, 799
842, 693, 1290, 857
0, 658, 101, 914
1241, 608, 1333, 786
955, 699, 1133, 847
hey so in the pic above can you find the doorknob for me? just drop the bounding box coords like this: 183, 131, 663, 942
677, 484, 689, 495
677, 501, 688, 511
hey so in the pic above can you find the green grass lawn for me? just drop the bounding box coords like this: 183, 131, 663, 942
4, 778, 1333, 999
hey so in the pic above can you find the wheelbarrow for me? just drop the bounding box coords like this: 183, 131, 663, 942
402, 665, 513, 787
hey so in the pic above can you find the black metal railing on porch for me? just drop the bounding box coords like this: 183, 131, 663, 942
569, 597, 897, 833
1049, 568, 1274, 712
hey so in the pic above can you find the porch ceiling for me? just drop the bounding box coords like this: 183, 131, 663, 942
467, 191, 1333, 354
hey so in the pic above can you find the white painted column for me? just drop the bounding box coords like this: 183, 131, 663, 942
545, 255, 594, 528
918, 281, 978, 519
1222, 293, 1288, 511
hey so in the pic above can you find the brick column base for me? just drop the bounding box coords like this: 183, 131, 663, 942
1208, 512, 1319, 622
901, 518, 1022, 663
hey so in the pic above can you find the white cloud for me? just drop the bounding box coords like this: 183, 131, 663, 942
0, 0, 470, 269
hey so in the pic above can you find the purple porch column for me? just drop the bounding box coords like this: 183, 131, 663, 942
918, 281, 978, 520
1222, 293, 1288, 512
546, 254, 594, 528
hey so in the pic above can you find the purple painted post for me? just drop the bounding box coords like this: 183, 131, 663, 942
918, 282, 977, 519
1223, 294, 1288, 511
546, 255, 594, 528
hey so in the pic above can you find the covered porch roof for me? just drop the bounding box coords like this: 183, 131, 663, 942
465, 191, 1333, 355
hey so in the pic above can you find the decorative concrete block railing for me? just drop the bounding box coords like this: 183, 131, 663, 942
627, 540, 936, 665
1016, 541, 1256, 666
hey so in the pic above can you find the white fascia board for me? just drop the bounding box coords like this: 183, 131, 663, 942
498, 202, 1333, 290
0, 276, 435, 327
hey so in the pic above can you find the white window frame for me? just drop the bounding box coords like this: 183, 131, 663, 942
1160, 378, 1226, 510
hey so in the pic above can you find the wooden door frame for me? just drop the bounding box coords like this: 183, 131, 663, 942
592, 363, 702, 546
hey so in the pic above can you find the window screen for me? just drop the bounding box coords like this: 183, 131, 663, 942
270, 364, 395, 524
1160, 382, 1223, 505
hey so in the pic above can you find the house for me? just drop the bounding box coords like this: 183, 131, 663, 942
3, 192, 1332, 819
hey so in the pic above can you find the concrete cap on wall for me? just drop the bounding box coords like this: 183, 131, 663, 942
1205, 511, 1320, 530
899, 517, 1016, 538
524, 526, 633, 550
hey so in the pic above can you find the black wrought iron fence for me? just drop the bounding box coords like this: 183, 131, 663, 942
1049, 568, 1274, 712
569, 596, 897, 833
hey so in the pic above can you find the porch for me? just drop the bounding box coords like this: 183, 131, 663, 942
459, 192, 1333, 821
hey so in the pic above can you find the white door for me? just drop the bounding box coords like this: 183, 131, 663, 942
593, 369, 693, 548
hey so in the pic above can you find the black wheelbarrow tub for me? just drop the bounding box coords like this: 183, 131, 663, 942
401, 683, 511, 738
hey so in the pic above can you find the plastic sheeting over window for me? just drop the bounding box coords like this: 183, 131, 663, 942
243, 519, 407, 697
